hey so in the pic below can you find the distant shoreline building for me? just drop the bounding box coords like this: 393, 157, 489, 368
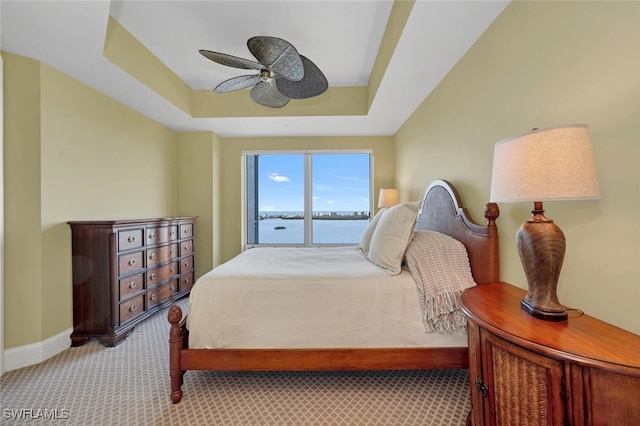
260, 211, 370, 221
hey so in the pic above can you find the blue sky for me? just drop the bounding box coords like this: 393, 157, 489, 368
258, 153, 370, 212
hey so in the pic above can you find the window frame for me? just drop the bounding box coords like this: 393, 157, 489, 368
242, 149, 374, 249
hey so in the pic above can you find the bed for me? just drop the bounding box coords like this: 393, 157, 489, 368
168, 179, 500, 403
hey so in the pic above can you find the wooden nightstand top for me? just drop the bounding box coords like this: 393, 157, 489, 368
461, 282, 640, 373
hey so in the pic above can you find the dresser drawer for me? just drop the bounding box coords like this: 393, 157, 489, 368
180, 240, 194, 256
118, 229, 143, 251
118, 250, 144, 276
146, 261, 179, 288
179, 223, 193, 239
146, 225, 179, 246
179, 272, 195, 292
119, 273, 144, 301
119, 294, 144, 324
146, 243, 179, 267
180, 255, 194, 273
147, 280, 178, 308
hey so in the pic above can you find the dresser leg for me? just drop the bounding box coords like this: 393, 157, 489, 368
70, 335, 89, 347
96, 328, 134, 347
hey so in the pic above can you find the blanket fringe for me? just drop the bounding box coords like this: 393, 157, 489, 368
421, 291, 467, 333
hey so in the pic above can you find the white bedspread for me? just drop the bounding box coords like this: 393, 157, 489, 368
187, 246, 467, 349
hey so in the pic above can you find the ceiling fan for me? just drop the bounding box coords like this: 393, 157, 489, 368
199, 36, 328, 108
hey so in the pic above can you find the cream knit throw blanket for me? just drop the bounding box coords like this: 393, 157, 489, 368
404, 230, 476, 333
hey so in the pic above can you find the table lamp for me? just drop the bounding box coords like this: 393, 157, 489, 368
378, 188, 398, 208
489, 124, 601, 321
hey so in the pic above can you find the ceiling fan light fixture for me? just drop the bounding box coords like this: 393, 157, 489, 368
259, 69, 274, 83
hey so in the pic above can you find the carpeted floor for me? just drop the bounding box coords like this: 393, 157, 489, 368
1, 299, 471, 425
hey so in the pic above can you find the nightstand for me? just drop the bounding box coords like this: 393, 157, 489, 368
461, 282, 640, 426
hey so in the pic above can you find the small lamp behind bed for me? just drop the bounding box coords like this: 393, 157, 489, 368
489, 124, 601, 321
378, 188, 399, 208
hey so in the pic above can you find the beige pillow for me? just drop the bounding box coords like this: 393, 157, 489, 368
357, 207, 387, 255
367, 201, 421, 275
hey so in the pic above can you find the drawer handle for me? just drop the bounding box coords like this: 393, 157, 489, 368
171, 230, 176, 236
170, 248, 176, 254
149, 252, 157, 260
184, 262, 190, 268
148, 232, 156, 239
127, 235, 136, 243
171, 266, 176, 272
128, 258, 136, 266
129, 281, 137, 289
183, 245, 190, 251
150, 273, 157, 280
183, 228, 189, 234
475, 379, 488, 398
185, 278, 191, 284
129, 304, 137, 312
150, 293, 157, 301
170, 284, 176, 291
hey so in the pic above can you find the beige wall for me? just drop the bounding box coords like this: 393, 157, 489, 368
39, 62, 181, 341
3, 53, 183, 348
219, 136, 394, 262
394, 1, 639, 334
4, 54, 43, 347
177, 131, 222, 276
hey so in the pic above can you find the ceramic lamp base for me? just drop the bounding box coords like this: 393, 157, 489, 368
516, 202, 569, 322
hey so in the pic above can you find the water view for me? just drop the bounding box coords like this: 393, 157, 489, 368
258, 211, 370, 244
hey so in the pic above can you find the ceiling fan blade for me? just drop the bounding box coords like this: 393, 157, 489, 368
247, 36, 304, 82
275, 56, 328, 99
199, 50, 263, 71
214, 75, 262, 93
250, 81, 290, 108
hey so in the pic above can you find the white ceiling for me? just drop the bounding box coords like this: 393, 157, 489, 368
0, 0, 509, 138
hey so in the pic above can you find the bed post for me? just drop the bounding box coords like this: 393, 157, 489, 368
483, 202, 500, 283
168, 305, 185, 404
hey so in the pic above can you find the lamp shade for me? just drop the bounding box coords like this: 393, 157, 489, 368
378, 188, 398, 208
490, 124, 601, 203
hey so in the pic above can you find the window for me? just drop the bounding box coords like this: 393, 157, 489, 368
244, 150, 372, 247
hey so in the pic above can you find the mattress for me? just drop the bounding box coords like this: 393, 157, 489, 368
186, 246, 468, 349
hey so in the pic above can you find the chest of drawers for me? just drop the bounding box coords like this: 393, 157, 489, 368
68, 217, 197, 346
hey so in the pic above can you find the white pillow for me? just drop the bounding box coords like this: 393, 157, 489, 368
357, 207, 387, 255
367, 201, 421, 275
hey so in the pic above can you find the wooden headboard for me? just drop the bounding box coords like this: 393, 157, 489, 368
414, 180, 499, 285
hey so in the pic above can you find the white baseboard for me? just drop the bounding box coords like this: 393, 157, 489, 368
4, 328, 72, 372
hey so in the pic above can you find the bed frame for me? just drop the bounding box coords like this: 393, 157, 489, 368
168, 179, 499, 403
